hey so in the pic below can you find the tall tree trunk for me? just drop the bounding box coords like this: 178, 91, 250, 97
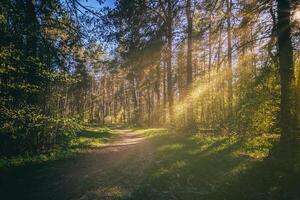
131, 77, 139, 125
147, 85, 151, 127
155, 62, 161, 125
163, 59, 167, 123
277, 0, 296, 157
90, 80, 94, 122
186, 0, 194, 126
186, 0, 193, 86
167, 0, 173, 123
208, 19, 212, 74
226, 0, 233, 126
217, 23, 222, 70
297, 64, 300, 128
25, 0, 39, 105
25, 0, 37, 57
155, 63, 161, 106
101, 77, 106, 125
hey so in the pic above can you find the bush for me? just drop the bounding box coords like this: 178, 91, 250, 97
0, 105, 80, 157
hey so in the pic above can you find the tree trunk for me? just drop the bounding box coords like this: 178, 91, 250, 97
155, 62, 161, 125
277, 0, 296, 158
226, 0, 233, 127
167, 0, 174, 123
186, 0, 193, 86
25, 0, 39, 105
186, 0, 194, 126
163, 59, 167, 123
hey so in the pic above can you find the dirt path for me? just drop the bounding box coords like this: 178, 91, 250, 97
0, 129, 154, 200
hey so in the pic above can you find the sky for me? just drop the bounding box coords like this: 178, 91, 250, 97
82, 0, 115, 9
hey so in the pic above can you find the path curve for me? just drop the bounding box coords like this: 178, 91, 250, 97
0, 129, 154, 200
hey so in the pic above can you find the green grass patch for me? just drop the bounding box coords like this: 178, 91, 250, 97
0, 126, 116, 168
71, 127, 117, 149
123, 131, 285, 200
133, 128, 168, 138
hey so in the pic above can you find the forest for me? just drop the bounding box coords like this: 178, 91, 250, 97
0, 0, 300, 199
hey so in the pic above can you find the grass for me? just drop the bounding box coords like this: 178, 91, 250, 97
1, 127, 299, 200
71, 127, 117, 149
118, 130, 299, 200
0, 126, 117, 168
133, 128, 169, 138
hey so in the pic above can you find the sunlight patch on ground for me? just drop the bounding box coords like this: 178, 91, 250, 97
79, 186, 127, 200
189, 133, 279, 160
226, 162, 253, 177
187, 143, 212, 155
151, 160, 187, 179
73, 137, 108, 148
134, 128, 168, 138
152, 167, 170, 178
70, 126, 116, 149
171, 160, 187, 169
233, 134, 279, 160
189, 134, 239, 155
158, 143, 185, 152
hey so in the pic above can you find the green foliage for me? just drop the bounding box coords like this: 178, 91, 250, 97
0, 126, 115, 168
0, 0, 96, 158
0, 105, 80, 155
233, 62, 280, 134
194, 62, 280, 136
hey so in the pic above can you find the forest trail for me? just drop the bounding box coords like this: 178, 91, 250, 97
0, 129, 154, 200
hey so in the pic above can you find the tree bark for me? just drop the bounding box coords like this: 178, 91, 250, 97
163, 59, 167, 123
167, 0, 174, 123
186, 0, 194, 126
186, 0, 193, 86
226, 0, 233, 126
25, 0, 39, 105
277, 0, 296, 156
